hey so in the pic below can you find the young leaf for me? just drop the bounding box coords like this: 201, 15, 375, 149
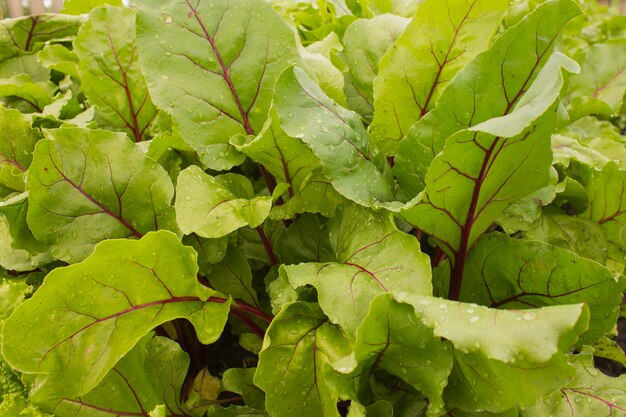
397, 294, 589, 413
401, 51, 579, 300
0, 106, 41, 191
0, 216, 52, 272
340, 14, 409, 122
461, 233, 622, 345
255, 302, 350, 417
74, 5, 158, 142
37, 44, 80, 80
369, 0, 509, 154
51, 335, 188, 417
283, 205, 431, 338
27, 128, 177, 262
175, 166, 271, 239
1, 230, 230, 402
273, 66, 393, 207
394, 0, 582, 197
135, 0, 300, 169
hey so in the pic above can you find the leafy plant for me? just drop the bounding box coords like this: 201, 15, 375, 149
0, 0, 625, 416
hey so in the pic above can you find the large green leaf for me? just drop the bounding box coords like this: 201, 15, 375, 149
283, 205, 431, 338
0, 14, 85, 60
27, 127, 177, 262
401, 51, 578, 299
1, 231, 230, 402
334, 294, 453, 417
522, 349, 626, 416
273, 66, 393, 207
175, 166, 272, 239
74, 5, 158, 142
340, 14, 409, 121
567, 39, 626, 119
51, 335, 188, 416
395, 0, 582, 198
136, 0, 300, 169
460, 233, 622, 345
397, 294, 589, 413
255, 302, 350, 417
369, 0, 508, 154
0, 106, 41, 191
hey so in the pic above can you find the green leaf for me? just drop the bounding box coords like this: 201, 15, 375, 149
255, 302, 350, 417
522, 349, 626, 416
27, 127, 177, 262
395, 0, 582, 198
0, 14, 85, 60
401, 51, 578, 299
283, 205, 431, 338
51, 335, 188, 416
269, 170, 348, 219
567, 39, 626, 119
275, 214, 334, 265
0, 106, 41, 191
592, 336, 626, 369
207, 247, 259, 308
340, 14, 409, 122
461, 233, 622, 345
583, 162, 626, 265
0, 192, 49, 255
0, 216, 52, 272
523, 212, 609, 264
175, 166, 272, 239
74, 5, 158, 142
230, 109, 320, 198
397, 293, 589, 413
205, 405, 267, 417
335, 294, 453, 416
1, 230, 230, 402
273, 66, 393, 207
302, 32, 347, 107
222, 368, 265, 410
37, 45, 80, 80
136, 0, 300, 169
0, 74, 55, 113
369, 0, 509, 154
359, 0, 422, 17
62, 0, 123, 15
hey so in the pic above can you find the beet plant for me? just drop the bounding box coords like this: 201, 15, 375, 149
0, 0, 625, 416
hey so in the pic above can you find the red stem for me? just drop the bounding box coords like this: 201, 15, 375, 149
231, 309, 265, 338
256, 227, 278, 266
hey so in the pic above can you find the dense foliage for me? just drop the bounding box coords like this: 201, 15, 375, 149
0, 0, 625, 415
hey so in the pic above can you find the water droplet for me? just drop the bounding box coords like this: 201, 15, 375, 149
164, 15, 173, 23
161, 75, 169, 80
438, 303, 447, 310
321, 127, 329, 133
523, 312, 536, 321
470, 316, 479, 323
